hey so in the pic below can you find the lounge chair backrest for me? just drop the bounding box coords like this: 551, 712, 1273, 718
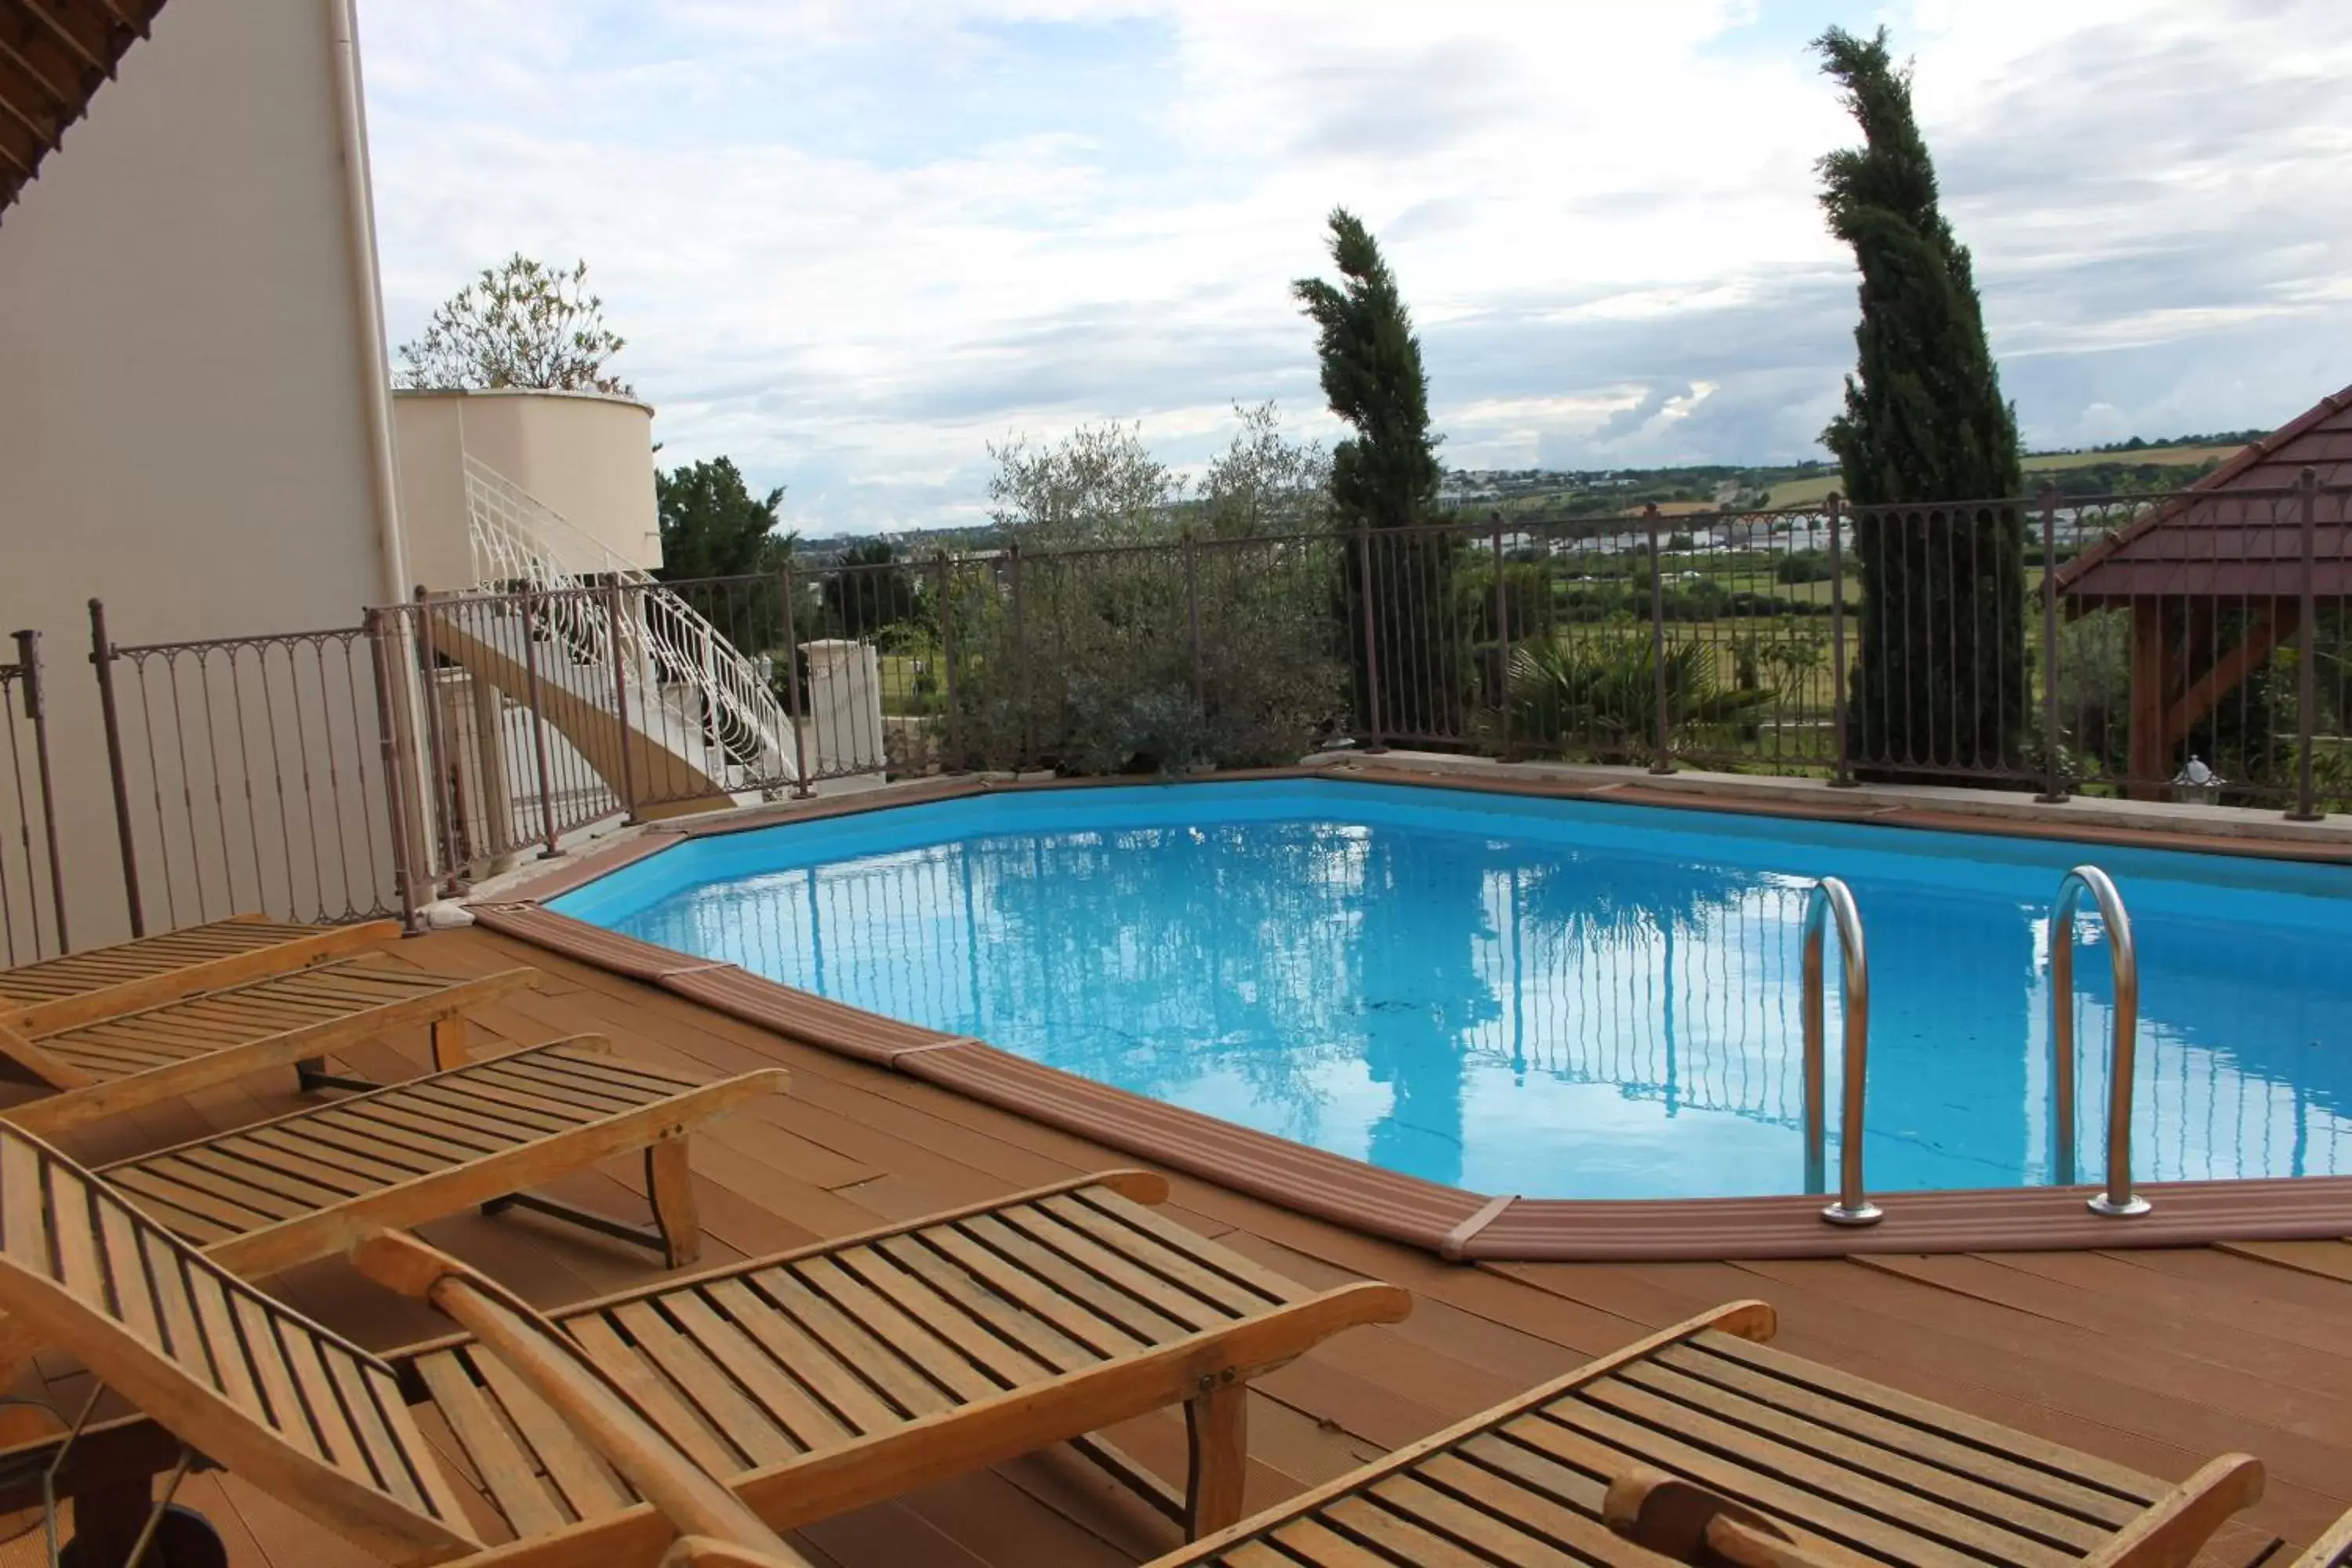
0, 1123, 479, 1566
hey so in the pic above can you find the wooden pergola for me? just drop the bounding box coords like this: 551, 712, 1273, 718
0, 0, 167, 225
2053, 386, 2352, 786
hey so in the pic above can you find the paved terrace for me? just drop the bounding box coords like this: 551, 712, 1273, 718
16, 925, 2352, 1567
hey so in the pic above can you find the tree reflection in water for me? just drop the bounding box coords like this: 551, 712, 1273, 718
610, 796, 2352, 1196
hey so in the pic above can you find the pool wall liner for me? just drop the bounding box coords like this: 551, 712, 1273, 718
469, 885, 2352, 1263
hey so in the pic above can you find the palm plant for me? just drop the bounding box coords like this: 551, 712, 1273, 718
1487, 630, 1772, 764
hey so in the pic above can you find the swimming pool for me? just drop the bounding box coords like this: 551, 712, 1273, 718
552, 779, 2352, 1200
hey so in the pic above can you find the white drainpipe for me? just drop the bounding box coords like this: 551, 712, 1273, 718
327, 0, 408, 603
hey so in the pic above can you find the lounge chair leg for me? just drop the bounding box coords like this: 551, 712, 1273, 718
1183, 1377, 1248, 1539
431, 1016, 470, 1073
293, 1056, 378, 1094
646, 1137, 701, 1269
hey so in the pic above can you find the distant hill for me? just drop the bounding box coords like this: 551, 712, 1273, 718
1439, 433, 2256, 521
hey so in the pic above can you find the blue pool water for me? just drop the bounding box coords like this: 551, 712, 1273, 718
553, 780, 2352, 1200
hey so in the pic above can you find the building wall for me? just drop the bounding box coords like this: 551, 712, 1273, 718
394, 389, 662, 591
0, 0, 397, 946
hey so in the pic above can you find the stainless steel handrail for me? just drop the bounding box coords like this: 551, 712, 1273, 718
1802, 877, 1882, 1226
2050, 866, 2150, 1217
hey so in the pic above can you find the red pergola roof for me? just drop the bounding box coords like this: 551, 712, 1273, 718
2053, 385, 2352, 603
0, 0, 169, 226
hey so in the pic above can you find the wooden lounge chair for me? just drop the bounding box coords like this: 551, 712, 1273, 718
0, 953, 538, 1136
1143, 1299, 2265, 1568
92, 1033, 782, 1276
0, 1134, 1408, 1568
0, 913, 397, 1029
2296, 1508, 2352, 1567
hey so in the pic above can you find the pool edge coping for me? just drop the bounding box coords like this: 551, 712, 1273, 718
464, 880, 2352, 1265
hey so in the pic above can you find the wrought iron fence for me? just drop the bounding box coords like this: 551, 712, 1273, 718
53, 473, 2352, 945
86, 601, 405, 933
0, 631, 67, 964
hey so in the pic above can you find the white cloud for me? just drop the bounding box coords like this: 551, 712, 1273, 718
358, 0, 2352, 532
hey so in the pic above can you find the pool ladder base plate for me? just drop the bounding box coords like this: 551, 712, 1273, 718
2088, 1193, 2152, 1218
1820, 1200, 1883, 1227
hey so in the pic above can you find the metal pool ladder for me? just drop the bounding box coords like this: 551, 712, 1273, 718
1802, 877, 1882, 1226
2050, 865, 2151, 1217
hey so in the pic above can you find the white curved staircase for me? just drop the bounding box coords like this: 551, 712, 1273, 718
433, 458, 799, 820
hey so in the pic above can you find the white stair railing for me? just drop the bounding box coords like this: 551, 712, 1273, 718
462, 456, 797, 784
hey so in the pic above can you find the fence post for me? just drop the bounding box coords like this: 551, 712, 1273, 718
85, 599, 145, 938
1646, 504, 1672, 775
1355, 528, 1386, 753
1010, 543, 1032, 772
411, 589, 464, 895
1492, 517, 1512, 762
517, 595, 562, 856
2037, 488, 2067, 803
776, 558, 813, 797
1827, 495, 1853, 787
2290, 466, 2321, 821
604, 581, 640, 821
13, 630, 68, 953
935, 552, 960, 773
364, 608, 422, 934
1183, 532, 1204, 718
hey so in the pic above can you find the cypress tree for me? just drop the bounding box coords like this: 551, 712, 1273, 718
1815, 27, 2027, 776
1294, 209, 1457, 739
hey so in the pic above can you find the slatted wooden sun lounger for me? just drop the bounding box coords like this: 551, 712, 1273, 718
0, 1135, 1407, 1568
385, 1170, 1406, 1547
93, 1033, 782, 1276
0, 914, 397, 1030
1145, 1299, 2265, 1568
2296, 1508, 2352, 1567
0, 953, 538, 1136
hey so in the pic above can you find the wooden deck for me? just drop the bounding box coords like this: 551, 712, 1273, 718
12, 924, 2350, 1567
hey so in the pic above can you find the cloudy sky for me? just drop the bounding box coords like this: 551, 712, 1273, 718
360, 1, 2352, 535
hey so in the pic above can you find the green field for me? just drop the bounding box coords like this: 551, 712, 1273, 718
1764, 443, 2244, 509
2020, 442, 2243, 473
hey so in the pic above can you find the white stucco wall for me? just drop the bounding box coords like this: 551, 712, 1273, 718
395, 389, 662, 592
0, 0, 397, 946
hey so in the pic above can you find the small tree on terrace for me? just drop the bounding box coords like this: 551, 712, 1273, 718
397, 254, 633, 396
1815, 27, 2026, 775
1294, 208, 1456, 738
